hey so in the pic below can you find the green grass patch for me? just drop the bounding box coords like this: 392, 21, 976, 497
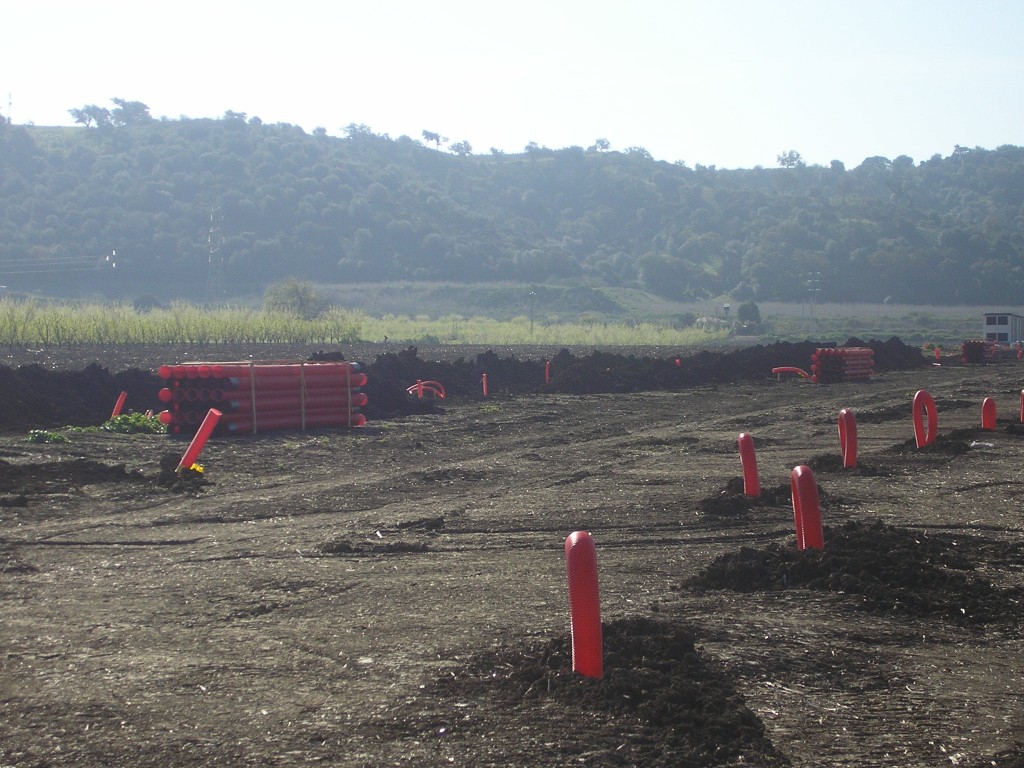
27, 429, 71, 444
102, 413, 167, 434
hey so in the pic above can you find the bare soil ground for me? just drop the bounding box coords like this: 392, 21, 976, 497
1, 342, 1023, 767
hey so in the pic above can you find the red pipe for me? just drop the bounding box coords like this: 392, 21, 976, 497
222, 415, 366, 434
737, 432, 760, 497
177, 408, 222, 471
212, 392, 368, 412
564, 531, 602, 679
482, 373, 489, 397
982, 397, 997, 431
405, 380, 445, 399
111, 391, 128, 418
790, 465, 824, 550
838, 408, 857, 468
771, 367, 810, 379
161, 361, 362, 378
217, 407, 366, 422
208, 372, 368, 391
198, 388, 366, 404
912, 390, 938, 448
208, 362, 362, 378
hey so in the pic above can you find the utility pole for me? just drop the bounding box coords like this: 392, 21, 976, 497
807, 272, 821, 339
205, 207, 223, 301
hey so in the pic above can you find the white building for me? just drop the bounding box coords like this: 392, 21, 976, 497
983, 312, 1024, 343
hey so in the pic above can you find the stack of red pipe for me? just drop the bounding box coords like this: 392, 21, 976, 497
810, 347, 874, 384
157, 361, 367, 435
961, 339, 1006, 364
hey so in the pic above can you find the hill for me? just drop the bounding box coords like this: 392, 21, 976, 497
1, 106, 1023, 306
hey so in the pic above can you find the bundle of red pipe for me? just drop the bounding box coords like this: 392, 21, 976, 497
961, 339, 1005, 365
157, 361, 367, 435
810, 347, 874, 384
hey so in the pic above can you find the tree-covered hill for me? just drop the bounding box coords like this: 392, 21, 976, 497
2, 104, 1022, 305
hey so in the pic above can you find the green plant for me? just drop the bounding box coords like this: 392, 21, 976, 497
102, 413, 167, 434
27, 429, 70, 444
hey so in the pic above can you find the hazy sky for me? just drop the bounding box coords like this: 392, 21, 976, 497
4, 0, 1022, 169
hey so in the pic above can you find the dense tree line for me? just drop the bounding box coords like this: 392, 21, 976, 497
1, 102, 1022, 304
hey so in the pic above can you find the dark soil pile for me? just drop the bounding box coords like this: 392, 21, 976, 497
0, 337, 928, 432
0, 363, 155, 432
404, 616, 790, 767
686, 520, 1024, 627
698, 478, 796, 515
352, 337, 928, 400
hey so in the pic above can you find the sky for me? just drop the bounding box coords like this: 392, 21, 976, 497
3, 0, 1023, 169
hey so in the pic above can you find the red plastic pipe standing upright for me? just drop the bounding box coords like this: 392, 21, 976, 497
790, 465, 824, 550
838, 408, 858, 469
737, 432, 760, 497
482, 373, 489, 397
912, 390, 938, 448
545, 360, 551, 385
564, 531, 602, 679
981, 397, 997, 431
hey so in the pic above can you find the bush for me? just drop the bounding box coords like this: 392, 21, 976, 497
737, 301, 761, 325
263, 278, 323, 319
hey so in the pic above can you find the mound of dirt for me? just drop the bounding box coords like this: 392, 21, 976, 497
686, 520, 1024, 627
400, 616, 789, 767
0, 337, 929, 432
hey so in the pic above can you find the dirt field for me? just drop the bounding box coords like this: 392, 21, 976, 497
1, 342, 1023, 767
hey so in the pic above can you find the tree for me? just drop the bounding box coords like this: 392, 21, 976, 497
343, 123, 376, 139
110, 98, 152, 126
263, 277, 322, 319
625, 146, 652, 160
777, 150, 804, 168
588, 138, 611, 152
736, 300, 761, 325
68, 105, 112, 128
449, 140, 473, 157
422, 130, 447, 149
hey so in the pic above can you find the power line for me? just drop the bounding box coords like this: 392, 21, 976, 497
206, 207, 224, 301
0, 251, 116, 276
